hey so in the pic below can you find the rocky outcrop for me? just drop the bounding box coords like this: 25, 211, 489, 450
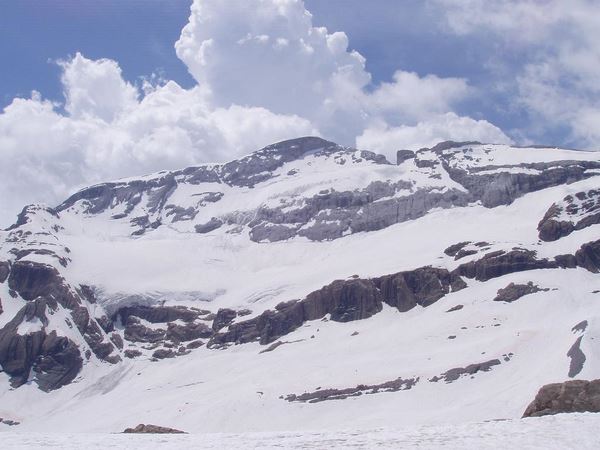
123, 424, 186, 434
574, 239, 600, 273
523, 379, 600, 417
0, 298, 82, 391
454, 250, 556, 282
493, 282, 547, 303
212, 308, 237, 331
373, 267, 466, 312
538, 190, 600, 241
0, 260, 10, 283
3, 260, 118, 375
209, 267, 465, 347
115, 304, 214, 357
285, 376, 419, 403
429, 359, 502, 383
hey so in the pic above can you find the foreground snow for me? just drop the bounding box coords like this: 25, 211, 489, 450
2, 413, 598, 449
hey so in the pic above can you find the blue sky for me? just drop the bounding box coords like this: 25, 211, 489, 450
0, 0, 529, 137
0, 0, 598, 226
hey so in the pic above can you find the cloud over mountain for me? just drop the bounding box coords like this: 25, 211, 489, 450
0, 0, 512, 226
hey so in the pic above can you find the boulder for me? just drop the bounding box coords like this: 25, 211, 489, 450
523, 379, 600, 417
123, 424, 185, 434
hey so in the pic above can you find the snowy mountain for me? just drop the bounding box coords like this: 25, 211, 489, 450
1, 136, 599, 433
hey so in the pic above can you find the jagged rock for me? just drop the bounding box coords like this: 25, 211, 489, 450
396, 150, 415, 165
210, 267, 465, 347
373, 267, 466, 312
124, 319, 166, 344
212, 308, 237, 331
110, 333, 124, 350
123, 424, 186, 434
538, 190, 600, 241
71, 306, 118, 362
572, 320, 588, 333
0, 297, 83, 391
303, 278, 383, 322
0, 260, 10, 283
8, 261, 76, 307
493, 282, 547, 303
444, 242, 470, 257
574, 239, 600, 273
523, 379, 600, 417
454, 250, 556, 282
167, 322, 213, 343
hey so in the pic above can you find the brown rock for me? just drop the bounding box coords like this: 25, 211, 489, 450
523, 379, 600, 417
123, 424, 186, 434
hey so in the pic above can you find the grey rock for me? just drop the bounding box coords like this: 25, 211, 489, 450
574, 239, 600, 273
454, 250, 556, 282
152, 348, 176, 359
429, 359, 501, 383
167, 322, 213, 343
0, 260, 9, 284
493, 282, 547, 303
567, 336, 586, 378
285, 376, 419, 403
0, 299, 82, 391
523, 379, 600, 417
396, 150, 415, 165
572, 320, 588, 333
195, 217, 223, 234
123, 424, 186, 434
212, 308, 237, 331
538, 189, 600, 241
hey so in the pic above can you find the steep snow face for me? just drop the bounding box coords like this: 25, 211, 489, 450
0, 137, 600, 433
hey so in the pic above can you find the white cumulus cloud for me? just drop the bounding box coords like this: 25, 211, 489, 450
0, 0, 511, 227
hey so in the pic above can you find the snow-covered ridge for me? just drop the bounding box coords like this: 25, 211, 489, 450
1, 136, 599, 433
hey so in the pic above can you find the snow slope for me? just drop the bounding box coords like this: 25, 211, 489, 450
0, 137, 599, 434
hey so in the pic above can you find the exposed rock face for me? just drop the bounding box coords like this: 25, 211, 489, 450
123, 424, 186, 434
209, 267, 465, 347
538, 190, 600, 241
493, 282, 547, 303
574, 239, 600, 273
115, 304, 214, 358
373, 267, 466, 312
523, 379, 600, 417
0, 260, 10, 283
212, 308, 237, 331
454, 250, 556, 282
0, 299, 82, 391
